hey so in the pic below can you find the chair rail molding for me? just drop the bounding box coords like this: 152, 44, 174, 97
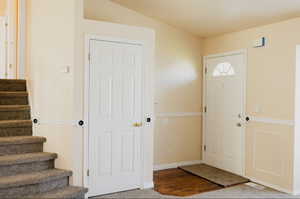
156, 112, 203, 118
249, 116, 294, 126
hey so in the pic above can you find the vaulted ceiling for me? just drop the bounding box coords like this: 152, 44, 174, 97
111, 0, 300, 37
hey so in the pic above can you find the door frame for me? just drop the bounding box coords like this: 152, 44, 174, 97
0, 16, 8, 78
202, 49, 247, 176
17, 0, 26, 79
2, 0, 26, 79
83, 34, 151, 196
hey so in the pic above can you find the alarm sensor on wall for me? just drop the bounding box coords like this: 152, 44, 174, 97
253, 37, 266, 48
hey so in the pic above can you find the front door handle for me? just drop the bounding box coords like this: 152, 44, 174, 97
133, 122, 143, 127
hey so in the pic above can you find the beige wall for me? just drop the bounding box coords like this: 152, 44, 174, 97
25, 0, 300, 193
204, 17, 300, 193
26, 0, 78, 183
84, 0, 203, 166
0, 0, 6, 16
26, 0, 155, 188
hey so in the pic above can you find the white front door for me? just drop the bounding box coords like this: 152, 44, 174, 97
88, 39, 143, 196
204, 52, 246, 176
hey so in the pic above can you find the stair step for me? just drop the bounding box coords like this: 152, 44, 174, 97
0, 169, 72, 198
0, 136, 46, 156
0, 152, 56, 166
0, 120, 32, 137
0, 153, 57, 177
0, 105, 30, 111
0, 120, 32, 127
0, 92, 28, 105
0, 136, 46, 145
0, 105, 31, 120
30, 186, 88, 199
0, 79, 26, 92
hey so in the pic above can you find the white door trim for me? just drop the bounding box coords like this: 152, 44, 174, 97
0, 16, 8, 78
83, 34, 152, 197
17, 0, 26, 79
202, 49, 247, 176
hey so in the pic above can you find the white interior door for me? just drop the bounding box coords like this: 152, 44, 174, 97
204, 52, 246, 176
88, 39, 143, 196
0, 17, 7, 78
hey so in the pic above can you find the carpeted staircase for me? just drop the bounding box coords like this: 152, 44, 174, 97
0, 79, 88, 199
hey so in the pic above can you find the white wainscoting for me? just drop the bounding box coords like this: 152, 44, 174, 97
33, 120, 78, 126
249, 116, 294, 126
155, 113, 294, 127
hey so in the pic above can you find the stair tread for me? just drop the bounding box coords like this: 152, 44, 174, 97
0, 136, 46, 146
0, 91, 28, 97
0, 169, 72, 189
0, 79, 26, 83
29, 186, 88, 199
0, 152, 57, 166
0, 105, 30, 111
0, 120, 32, 128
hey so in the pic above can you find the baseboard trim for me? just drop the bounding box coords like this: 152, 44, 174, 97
142, 181, 154, 189
248, 177, 293, 194
154, 160, 202, 171
293, 190, 300, 196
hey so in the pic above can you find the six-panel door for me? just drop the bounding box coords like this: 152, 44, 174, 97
89, 39, 143, 196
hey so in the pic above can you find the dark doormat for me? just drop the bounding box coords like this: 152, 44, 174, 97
179, 164, 249, 187
154, 168, 222, 197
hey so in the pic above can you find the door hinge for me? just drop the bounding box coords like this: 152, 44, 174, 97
87, 169, 90, 177
204, 106, 207, 113
205, 67, 208, 74
204, 145, 207, 152
88, 53, 91, 62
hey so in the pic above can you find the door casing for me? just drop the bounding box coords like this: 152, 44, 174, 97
0, 16, 8, 78
83, 35, 153, 197
202, 49, 247, 176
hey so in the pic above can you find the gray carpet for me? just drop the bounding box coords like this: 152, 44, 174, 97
179, 164, 249, 187
93, 184, 300, 199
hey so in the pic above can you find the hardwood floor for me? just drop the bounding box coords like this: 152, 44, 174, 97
154, 168, 222, 197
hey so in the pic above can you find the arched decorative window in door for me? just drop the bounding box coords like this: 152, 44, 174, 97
213, 62, 235, 77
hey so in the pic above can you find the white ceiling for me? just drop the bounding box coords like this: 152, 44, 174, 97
111, 0, 300, 37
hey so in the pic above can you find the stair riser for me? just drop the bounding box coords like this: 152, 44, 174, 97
0, 160, 55, 177
0, 97, 28, 105
0, 143, 43, 156
0, 83, 26, 92
0, 177, 69, 198
0, 110, 30, 120
0, 127, 32, 137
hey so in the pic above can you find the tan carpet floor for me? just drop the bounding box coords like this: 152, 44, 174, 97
93, 184, 300, 199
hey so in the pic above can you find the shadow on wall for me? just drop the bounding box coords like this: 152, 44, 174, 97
160, 61, 199, 88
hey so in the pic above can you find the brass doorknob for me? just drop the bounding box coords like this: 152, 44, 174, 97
133, 122, 143, 127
